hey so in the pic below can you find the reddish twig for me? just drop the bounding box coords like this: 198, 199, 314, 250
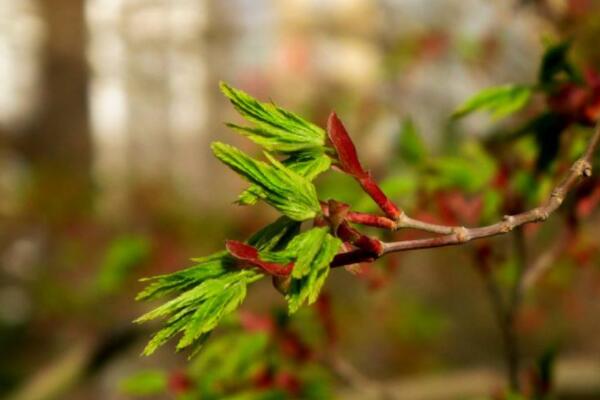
327, 113, 402, 220
226, 240, 294, 277
331, 122, 600, 268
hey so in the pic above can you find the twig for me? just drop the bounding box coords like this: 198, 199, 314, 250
330, 121, 600, 268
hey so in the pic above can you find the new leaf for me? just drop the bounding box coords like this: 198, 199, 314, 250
237, 150, 331, 206
135, 218, 301, 355
221, 82, 326, 152
211, 142, 321, 221
283, 228, 342, 313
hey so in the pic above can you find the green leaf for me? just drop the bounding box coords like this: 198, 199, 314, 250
189, 331, 269, 386
538, 41, 581, 87
221, 82, 325, 152
238, 150, 331, 206
120, 369, 167, 396
398, 118, 427, 165
247, 216, 302, 252
136, 252, 232, 301
281, 228, 342, 313
136, 217, 303, 355
96, 235, 150, 295
211, 142, 320, 221
452, 84, 532, 120
136, 269, 261, 355
426, 142, 497, 193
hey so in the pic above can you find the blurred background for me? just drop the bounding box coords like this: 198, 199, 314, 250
1, 0, 600, 399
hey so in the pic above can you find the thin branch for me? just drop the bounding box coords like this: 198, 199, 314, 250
521, 233, 569, 293
331, 122, 600, 268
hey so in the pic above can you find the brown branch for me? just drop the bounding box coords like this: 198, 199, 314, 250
331, 122, 600, 268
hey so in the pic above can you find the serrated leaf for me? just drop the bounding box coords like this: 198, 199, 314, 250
283, 228, 342, 313
221, 82, 325, 152
238, 151, 331, 206
453, 85, 532, 120
137, 270, 261, 355
211, 142, 320, 221
136, 217, 304, 355
246, 216, 301, 252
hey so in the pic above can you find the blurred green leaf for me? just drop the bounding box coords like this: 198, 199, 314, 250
398, 118, 427, 165
453, 85, 532, 120
119, 369, 167, 396
538, 41, 580, 87
212, 142, 321, 221
427, 142, 496, 193
189, 331, 269, 387
221, 82, 325, 152
96, 235, 150, 295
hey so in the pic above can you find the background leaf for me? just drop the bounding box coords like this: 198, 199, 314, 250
453, 84, 532, 119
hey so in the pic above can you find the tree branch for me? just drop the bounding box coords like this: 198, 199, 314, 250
331, 122, 600, 268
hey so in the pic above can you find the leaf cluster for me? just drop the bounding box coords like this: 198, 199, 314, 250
136, 84, 342, 354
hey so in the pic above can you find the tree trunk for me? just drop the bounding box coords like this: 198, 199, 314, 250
17, 0, 92, 224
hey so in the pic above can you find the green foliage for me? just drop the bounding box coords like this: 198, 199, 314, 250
426, 142, 497, 193
398, 118, 427, 165
189, 331, 269, 388
238, 151, 331, 206
96, 235, 150, 295
453, 84, 532, 120
212, 142, 321, 221
136, 218, 301, 355
220, 82, 325, 152
283, 228, 342, 313
538, 41, 580, 87
136, 269, 260, 355
125, 308, 335, 399
120, 370, 167, 396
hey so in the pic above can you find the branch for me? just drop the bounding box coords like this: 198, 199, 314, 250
332, 122, 600, 268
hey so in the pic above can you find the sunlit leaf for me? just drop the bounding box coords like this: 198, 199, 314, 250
211, 142, 321, 221
238, 151, 331, 206
221, 82, 325, 152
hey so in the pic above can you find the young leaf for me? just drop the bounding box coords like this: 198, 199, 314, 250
221, 82, 325, 152
452, 85, 532, 120
246, 216, 301, 252
327, 113, 401, 219
226, 240, 294, 277
282, 228, 342, 313
136, 269, 261, 355
238, 151, 331, 206
211, 142, 321, 221
327, 112, 367, 178
136, 217, 302, 355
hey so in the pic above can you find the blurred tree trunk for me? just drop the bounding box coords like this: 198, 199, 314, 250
18, 0, 92, 224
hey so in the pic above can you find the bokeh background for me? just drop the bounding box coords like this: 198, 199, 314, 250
1, 0, 600, 399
